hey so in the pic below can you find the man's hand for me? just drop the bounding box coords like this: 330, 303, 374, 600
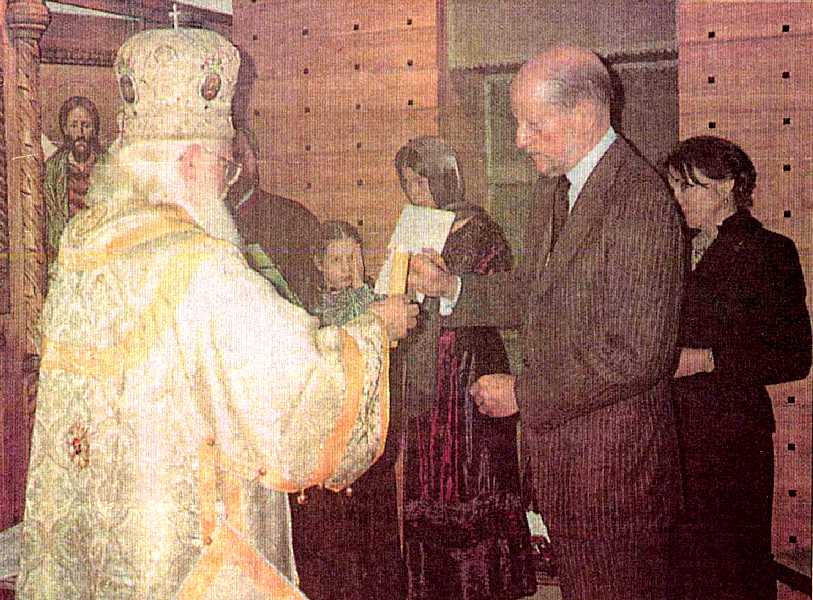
368, 295, 419, 341
674, 347, 714, 378
469, 374, 519, 417
408, 249, 457, 298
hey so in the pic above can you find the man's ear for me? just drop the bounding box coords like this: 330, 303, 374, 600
571, 100, 598, 133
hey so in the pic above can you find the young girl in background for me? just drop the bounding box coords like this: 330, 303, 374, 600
288, 219, 405, 600
311, 220, 383, 326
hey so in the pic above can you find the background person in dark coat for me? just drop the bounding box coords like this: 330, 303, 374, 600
228, 128, 322, 309
410, 46, 686, 600
666, 136, 812, 600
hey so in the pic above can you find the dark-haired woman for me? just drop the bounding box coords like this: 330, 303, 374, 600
393, 136, 537, 600
665, 136, 811, 600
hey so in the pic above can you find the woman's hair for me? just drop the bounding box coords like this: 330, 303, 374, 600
313, 220, 363, 260
394, 136, 464, 208
664, 136, 757, 209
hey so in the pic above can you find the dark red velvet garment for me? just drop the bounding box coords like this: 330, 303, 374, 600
400, 208, 537, 600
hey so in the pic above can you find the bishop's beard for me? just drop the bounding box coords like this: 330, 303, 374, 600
181, 188, 244, 248
109, 140, 244, 249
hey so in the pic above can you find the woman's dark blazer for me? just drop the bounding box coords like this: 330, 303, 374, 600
675, 209, 811, 433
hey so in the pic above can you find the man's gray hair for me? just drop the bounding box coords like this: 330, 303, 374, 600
541, 60, 613, 110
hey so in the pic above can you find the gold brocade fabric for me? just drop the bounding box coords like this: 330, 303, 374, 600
17, 201, 389, 599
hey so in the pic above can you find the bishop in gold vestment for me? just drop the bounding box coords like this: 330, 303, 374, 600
16, 28, 414, 600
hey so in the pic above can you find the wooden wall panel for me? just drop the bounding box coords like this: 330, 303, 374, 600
678, 1, 813, 42
679, 36, 813, 101
678, 1, 813, 589
233, 0, 435, 39
249, 71, 439, 117
254, 108, 439, 156
233, 0, 439, 276
245, 28, 438, 78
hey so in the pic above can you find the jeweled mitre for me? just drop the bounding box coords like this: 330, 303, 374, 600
114, 28, 240, 141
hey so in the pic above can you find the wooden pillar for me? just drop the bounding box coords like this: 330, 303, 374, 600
7, 0, 48, 355
3, 0, 49, 525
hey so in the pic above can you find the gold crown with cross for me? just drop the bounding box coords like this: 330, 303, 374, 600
114, 27, 240, 142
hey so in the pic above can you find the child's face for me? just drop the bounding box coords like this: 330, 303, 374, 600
317, 237, 362, 290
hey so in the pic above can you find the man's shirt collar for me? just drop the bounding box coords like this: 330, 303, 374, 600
564, 127, 617, 211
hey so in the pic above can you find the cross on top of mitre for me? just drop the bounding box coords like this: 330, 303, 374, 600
169, 3, 180, 29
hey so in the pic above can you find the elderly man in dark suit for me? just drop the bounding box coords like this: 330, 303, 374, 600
228, 128, 321, 309
410, 46, 685, 599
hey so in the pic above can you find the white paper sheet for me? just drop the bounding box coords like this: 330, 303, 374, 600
374, 204, 455, 298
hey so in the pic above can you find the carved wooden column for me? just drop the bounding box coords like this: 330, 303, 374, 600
0, 51, 8, 320
5, 0, 49, 523
7, 0, 48, 356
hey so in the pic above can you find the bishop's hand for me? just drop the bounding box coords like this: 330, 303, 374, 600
368, 295, 419, 341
